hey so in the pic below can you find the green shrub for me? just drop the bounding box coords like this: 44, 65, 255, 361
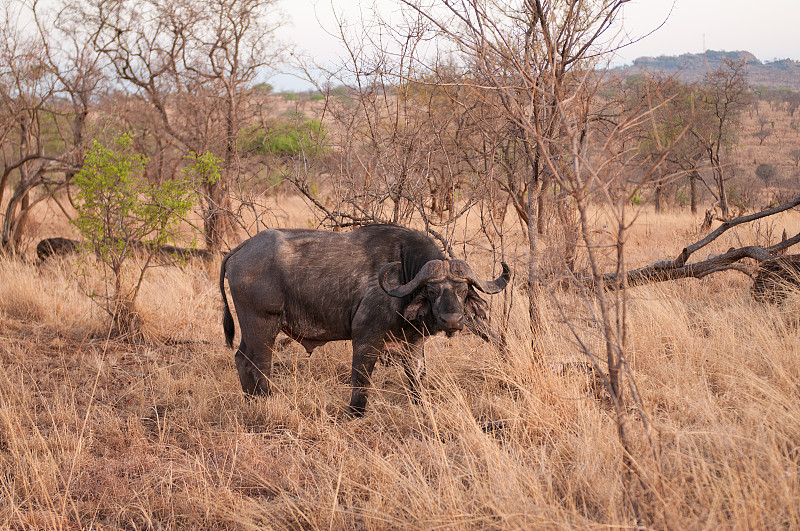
72, 135, 200, 334
185, 150, 223, 186
253, 82, 273, 94
242, 118, 327, 158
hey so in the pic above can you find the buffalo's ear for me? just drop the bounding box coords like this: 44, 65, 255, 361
465, 290, 488, 319
404, 298, 430, 321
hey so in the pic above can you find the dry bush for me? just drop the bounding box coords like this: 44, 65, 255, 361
1, 209, 800, 528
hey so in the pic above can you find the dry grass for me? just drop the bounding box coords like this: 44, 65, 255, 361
2, 206, 800, 530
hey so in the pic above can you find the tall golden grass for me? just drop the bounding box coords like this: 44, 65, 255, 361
1, 206, 800, 529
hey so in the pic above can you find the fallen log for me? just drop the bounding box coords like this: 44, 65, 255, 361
36, 237, 220, 263
586, 196, 800, 300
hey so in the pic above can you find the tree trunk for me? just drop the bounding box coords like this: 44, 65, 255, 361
527, 164, 542, 357
537, 176, 549, 235
1, 123, 31, 254
717, 172, 729, 218
712, 151, 729, 218
202, 87, 238, 251
203, 179, 226, 250
557, 193, 578, 274
654, 183, 663, 213
689, 169, 698, 214
392, 174, 404, 224
2, 168, 32, 255
11, 191, 30, 249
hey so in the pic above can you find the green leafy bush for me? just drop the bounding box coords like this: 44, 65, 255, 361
242, 118, 327, 158
253, 82, 273, 94
185, 150, 223, 186
72, 135, 200, 334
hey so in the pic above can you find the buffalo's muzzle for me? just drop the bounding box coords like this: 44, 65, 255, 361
439, 312, 464, 332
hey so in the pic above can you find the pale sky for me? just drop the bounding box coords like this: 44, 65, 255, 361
273, 0, 800, 91
613, 0, 800, 65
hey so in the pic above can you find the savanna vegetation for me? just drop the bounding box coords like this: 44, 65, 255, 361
2, 0, 800, 528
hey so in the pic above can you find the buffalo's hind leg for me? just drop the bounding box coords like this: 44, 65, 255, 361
235, 339, 261, 395
235, 314, 281, 396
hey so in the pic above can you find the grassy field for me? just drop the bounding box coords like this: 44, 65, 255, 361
1, 202, 800, 529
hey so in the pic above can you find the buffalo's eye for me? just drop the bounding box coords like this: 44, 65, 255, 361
456, 285, 468, 297
427, 285, 441, 297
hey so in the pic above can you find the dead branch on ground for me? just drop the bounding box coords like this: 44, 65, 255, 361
592, 196, 800, 290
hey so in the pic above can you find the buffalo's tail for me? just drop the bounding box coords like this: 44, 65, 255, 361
220, 251, 236, 348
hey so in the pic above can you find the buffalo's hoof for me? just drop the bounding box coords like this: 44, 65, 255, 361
347, 404, 367, 418
241, 380, 271, 398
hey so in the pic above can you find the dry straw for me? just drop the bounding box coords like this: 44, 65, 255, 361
1, 208, 799, 528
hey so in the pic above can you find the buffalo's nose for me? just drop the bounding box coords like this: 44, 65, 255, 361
439, 313, 463, 331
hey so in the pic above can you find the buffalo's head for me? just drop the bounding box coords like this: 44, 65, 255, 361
378, 259, 511, 335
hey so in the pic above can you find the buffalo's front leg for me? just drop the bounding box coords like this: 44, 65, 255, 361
236, 346, 271, 395
399, 339, 425, 403
348, 341, 382, 416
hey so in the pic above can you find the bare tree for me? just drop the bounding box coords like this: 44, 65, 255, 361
692, 58, 751, 219
286, 14, 485, 256
0, 1, 104, 254
342, 0, 685, 523
789, 147, 800, 167
753, 128, 772, 145
755, 163, 778, 187
0, 18, 53, 253
630, 76, 707, 213
83, 0, 282, 249
391, 1, 574, 344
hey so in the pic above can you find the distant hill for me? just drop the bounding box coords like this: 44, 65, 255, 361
613, 50, 800, 91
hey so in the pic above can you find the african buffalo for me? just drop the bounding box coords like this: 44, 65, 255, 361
219, 224, 510, 415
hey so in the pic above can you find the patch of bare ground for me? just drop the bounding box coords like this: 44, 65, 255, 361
2, 209, 800, 529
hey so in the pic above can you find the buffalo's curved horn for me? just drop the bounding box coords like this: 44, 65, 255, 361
449, 260, 511, 294
379, 259, 446, 297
